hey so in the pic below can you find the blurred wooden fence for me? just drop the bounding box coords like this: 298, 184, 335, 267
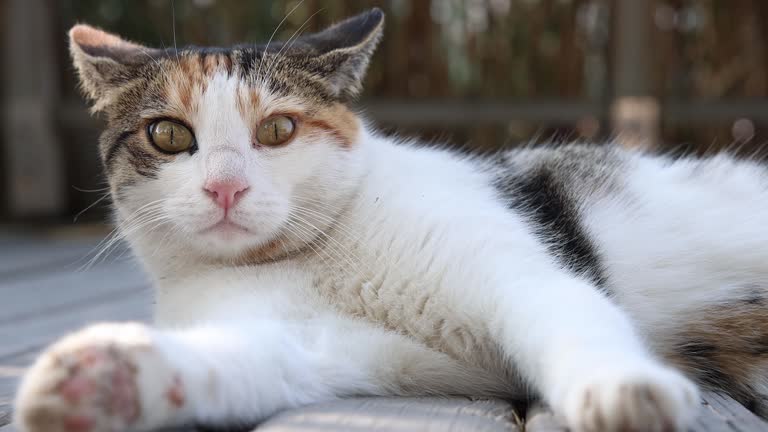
2, 0, 768, 220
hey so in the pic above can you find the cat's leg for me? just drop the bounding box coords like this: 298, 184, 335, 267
486, 270, 700, 431
14, 319, 499, 432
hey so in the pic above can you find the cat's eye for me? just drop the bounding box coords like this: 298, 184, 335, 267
256, 115, 295, 146
149, 120, 195, 154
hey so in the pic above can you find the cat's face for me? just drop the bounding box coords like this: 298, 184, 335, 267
70, 9, 383, 262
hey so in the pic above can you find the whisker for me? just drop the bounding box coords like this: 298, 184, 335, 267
84, 212, 169, 269
290, 195, 359, 220
263, 8, 326, 85
73, 193, 111, 223
83, 200, 165, 258
72, 185, 110, 193
136, 46, 162, 68
289, 205, 363, 246
171, 0, 180, 64
283, 221, 338, 268
256, 0, 307, 82
289, 213, 363, 271
292, 195, 353, 213
81, 199, 169, 270
290, 199, 366, 240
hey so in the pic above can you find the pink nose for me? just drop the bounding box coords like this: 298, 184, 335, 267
204, 179, 249, 210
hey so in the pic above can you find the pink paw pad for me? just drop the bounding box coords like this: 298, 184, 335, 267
166, 375, 186, 408
63, 414, 93, 432
58, 376, 95, 404
53, 345, 141, 428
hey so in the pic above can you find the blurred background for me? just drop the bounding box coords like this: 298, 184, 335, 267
2, 0, 768, 222
1, 2, 768, 422
2, 2, 768, 424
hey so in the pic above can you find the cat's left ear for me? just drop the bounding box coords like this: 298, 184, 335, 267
69, 25, 159, 111
302, 8, 384, 100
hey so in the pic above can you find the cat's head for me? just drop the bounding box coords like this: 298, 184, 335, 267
69, 9, 383, 265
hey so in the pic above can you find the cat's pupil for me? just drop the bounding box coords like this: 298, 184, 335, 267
256, 115, 295, 146
149, 120, 193, 153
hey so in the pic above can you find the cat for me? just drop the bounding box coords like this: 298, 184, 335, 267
13, 8, 768, 432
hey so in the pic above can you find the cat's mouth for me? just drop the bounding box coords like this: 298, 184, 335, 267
199, 219, 251, 236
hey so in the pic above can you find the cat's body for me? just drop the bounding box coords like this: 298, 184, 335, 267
13, 9, 768, 432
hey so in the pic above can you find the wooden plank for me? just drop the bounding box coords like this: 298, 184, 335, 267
0, 398, 521, 432
0, 295, 151, 430
256, 397, 522, 432
0, 413, 10, 430
2, 385, 767, 431
2, 240, 766, 432
0, 292, 151, 360
692, 392, 768, 432
0, 258, 149, 324
0, 239, 110, 281
0, 234, 152, 429
0, 229, 127, 280
0, 350, 37, 429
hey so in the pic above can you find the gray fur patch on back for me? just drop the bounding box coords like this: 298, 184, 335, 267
488, 144, 626, 290
498, 144, 626, 197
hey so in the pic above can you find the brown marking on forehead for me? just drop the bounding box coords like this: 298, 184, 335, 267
164, 75, 199, 115
164, 54, 239, 116
183, 56, 210, 90
202, 54, 220, 76
178, 84, 193, 112
236, 88, 247, 117
162, 52, 242, 116
302, 103, 361, 149
250, 87, 261, 109
236, 86, 262, 118
221, 53, 234, 76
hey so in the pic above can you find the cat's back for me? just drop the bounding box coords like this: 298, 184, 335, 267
488, 143, 768, 298
492, 142, 768, 206
491, 143, 628, 201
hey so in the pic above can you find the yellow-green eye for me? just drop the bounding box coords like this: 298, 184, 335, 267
149, 120, 194, 153
256, 115, 295, 146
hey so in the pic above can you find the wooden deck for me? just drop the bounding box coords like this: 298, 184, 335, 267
1, 229, 767, 431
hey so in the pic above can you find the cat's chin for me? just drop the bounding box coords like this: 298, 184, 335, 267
199, 220, 252, 236
184, 224, 275, 260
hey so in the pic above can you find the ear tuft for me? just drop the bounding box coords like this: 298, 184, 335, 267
69, 24, 156, 111
303, 8, 384, 55
70, 25, 140, 53
302, 8, 385, 100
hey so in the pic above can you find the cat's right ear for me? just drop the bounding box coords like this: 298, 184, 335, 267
69, 25, 158, 111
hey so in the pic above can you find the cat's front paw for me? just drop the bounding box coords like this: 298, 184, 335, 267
561, 364, 699, 432
14, 323, 184, 432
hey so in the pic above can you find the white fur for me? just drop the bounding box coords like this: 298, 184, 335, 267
24, 73, 768, 432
